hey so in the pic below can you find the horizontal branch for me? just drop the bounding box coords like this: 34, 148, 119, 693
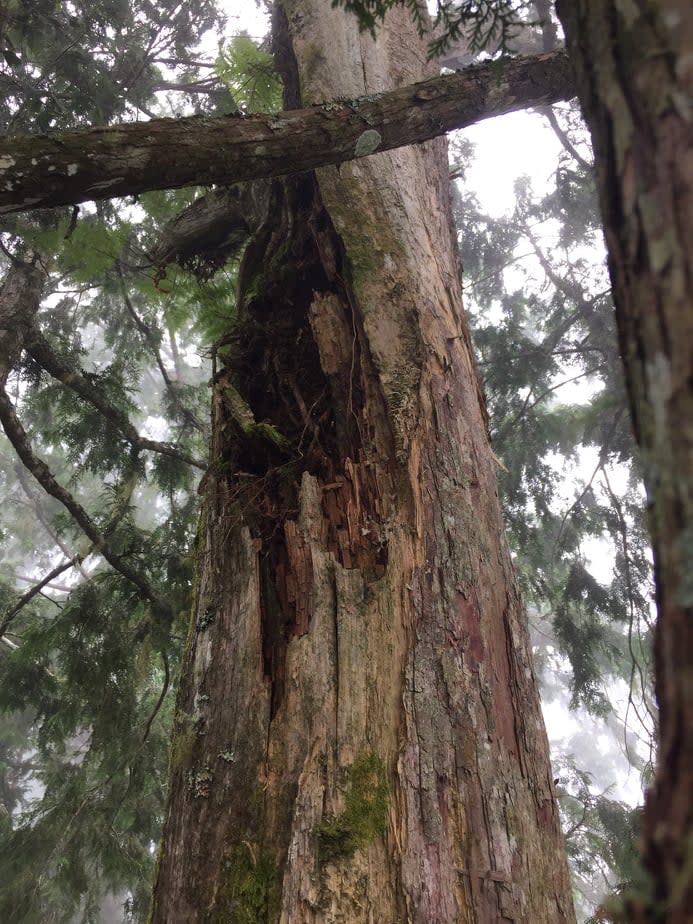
0, 51, 575, 214
15, 571, 78, 592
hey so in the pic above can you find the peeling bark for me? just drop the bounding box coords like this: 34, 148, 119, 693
555, 2, 693, 921
0, 51, 575, 214
150, 6, 575, 923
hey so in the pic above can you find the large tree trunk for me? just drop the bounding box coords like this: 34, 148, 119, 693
151, 5, 575, 922
555, 3, 693, 921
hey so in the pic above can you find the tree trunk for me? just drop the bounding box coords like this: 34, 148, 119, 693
0, 258, 45, 384
151, 5, 575, 922
555, 2, 693, 921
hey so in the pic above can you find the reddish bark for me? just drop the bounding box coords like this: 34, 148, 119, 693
150, 6, 575, 922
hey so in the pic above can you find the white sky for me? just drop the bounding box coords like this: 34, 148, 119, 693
223, 0, 269, 38
462, 111, 564, 215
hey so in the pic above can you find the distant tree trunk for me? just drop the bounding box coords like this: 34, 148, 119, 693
0, 259, 45, 384
151, 5, 575, 922
556, 2, 693, 921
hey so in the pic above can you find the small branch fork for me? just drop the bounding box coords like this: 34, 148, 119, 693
0, 556, 83, 640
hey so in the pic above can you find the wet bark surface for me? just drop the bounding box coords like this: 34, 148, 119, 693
151, 5, 575, 922
556, 2, 693, 921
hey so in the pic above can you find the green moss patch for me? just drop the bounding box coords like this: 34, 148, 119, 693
219, 842, 279, 924
318, 752, 390, 863
170, 712, 196, 770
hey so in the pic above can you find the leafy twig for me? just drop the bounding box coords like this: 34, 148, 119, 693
13, 468, 91, 579
600, 468, 656, 758
141, 651, 170, 745
115, 261, 206, 435
538, 105, 592, 171
0, 556, 82, 639
551, 410, 623, 557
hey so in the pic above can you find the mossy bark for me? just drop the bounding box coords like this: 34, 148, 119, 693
555, 3, 693, 921
0, 53, 576, 215
150, 5, 575, 922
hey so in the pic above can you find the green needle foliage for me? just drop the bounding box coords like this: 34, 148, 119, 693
451, 105, 652, 915
0, 0, 222, 131
451, 119, 652, 713
216, 33, 283, 113
0, 2, 224, 920
333, 0, 530, 56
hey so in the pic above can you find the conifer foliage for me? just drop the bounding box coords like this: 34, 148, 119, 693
0, 2, 224, 919
451, 115, 651, 915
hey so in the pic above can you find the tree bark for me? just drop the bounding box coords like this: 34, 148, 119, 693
0, 51, 575, 214
0, 258, 45, 383
150, 5, 575, 923
555, 2, 693, 921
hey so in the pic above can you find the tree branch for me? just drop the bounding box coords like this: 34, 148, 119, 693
0, 51, 576, 214
152, 78, 224, 93
0, 258, 46, 382
25, 329, 206, 470
538, 104, 592, 170
0, 386, 170, 616
13, 470, 91, 580
15, 572, 78, 592
116, 263, 206, 435
0, 556, 82, 640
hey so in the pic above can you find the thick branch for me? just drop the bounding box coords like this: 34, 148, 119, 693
0, 259, 46, 381
25, 329, 206, 469
0, 51, 575, 213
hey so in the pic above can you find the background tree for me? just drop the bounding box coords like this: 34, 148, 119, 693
0, 1, 223, 919
450, 111, 652, 916
0, 1, 672, 924
553, 4, 693, 921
